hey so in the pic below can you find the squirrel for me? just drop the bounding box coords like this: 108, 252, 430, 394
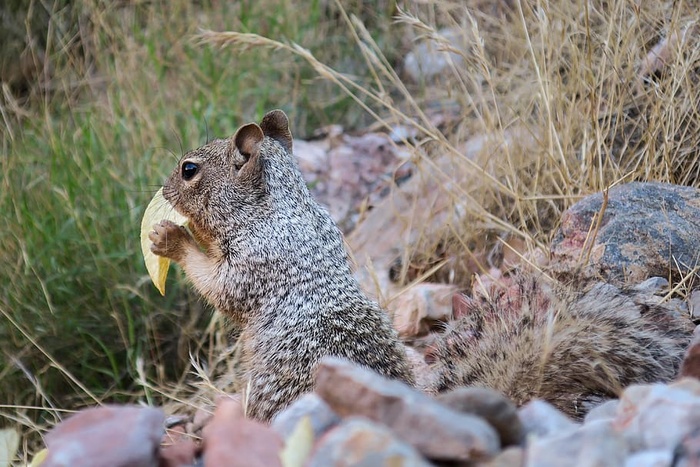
148, 110, 414, 422
149, 109, 692, 422
421, 276, 694, 419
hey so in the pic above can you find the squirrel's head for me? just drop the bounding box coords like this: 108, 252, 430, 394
162, 110, 295, 236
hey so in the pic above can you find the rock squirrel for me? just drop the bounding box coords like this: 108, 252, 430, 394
148, 110, 414, 422
422, 276, 694, 419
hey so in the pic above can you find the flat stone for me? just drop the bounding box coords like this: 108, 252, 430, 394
624, 450, 674, 467
44, 405, 164, 467
633, 277, 669, 294
677, 427, 700, 467
614, 383, 700, 452
437, 387, 524, 446
518, 400, 579, 438
202, 398, 283, 467
526, 419, 627, 467
690, 291, 700, 320
670, 377, 700, 396
314, 357, 500, 462
584, 400, 619, 424
307, 417, 431, 467
271, 392, 340, 440
477, 446, 524, 467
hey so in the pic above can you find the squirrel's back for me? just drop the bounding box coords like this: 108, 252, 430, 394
156, 110, 414, 422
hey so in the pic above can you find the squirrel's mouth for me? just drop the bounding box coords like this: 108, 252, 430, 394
161, 184, 186, 215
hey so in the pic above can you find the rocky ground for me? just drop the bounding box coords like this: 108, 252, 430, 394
23, 142, 700, 466
32, 352, 700, 466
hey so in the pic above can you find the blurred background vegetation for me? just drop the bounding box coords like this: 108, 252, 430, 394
2, 0, 700, 448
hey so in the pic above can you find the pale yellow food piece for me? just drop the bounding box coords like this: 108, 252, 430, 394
28, 448, 48, 467
140, 188, 187, 295
278, 416, 314, 467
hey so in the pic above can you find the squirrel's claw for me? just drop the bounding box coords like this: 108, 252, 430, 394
149, 220, 192, 262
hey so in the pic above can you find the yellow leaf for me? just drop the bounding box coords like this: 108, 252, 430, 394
0, 428, 19, 467
27, 448, 48, 467
279, 416, 314, 467
140, 188, 187, 295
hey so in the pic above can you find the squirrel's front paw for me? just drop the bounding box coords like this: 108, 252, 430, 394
149, 220, 194, 262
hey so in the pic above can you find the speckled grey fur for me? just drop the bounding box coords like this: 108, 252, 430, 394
150, 110, 413, 422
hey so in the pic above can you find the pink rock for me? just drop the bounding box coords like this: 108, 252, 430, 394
314, 357, 500, 462
614, 383, 700, 451
526, 419, 627, 467
44, 405, 164, 467
479, 446, 524, 467
389, 283, 458, 338
670, 378, 700, 396
307, 417, 431, 467
159, 438, 196, 467
438, 387, 524, 447
202, 398, 283, 467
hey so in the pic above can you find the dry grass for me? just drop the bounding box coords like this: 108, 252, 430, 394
199, 0, 700, 287
2, 0, 700, 460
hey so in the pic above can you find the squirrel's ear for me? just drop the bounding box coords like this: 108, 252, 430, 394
232, 122, 265, 160
260, 110, 293, 153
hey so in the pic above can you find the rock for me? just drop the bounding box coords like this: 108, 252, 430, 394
624, 450, 674, 467
633, 277, 669, 294
689, 291, 700, 321
159, 438, 197, 467
294, 131, 412, 232
404, 28, 467, 83
614, 383, 700, 452
477, 446, 524, 467
271, 393, 340, 440
526, 419, 627, 467
679, 326, 700, 379
437, 387, 525, 446
390, 283, 458, 338
314, 357, 500, 462
670, 377, 700, 396
44, 405, 165, 467
550, 182, 700, 285
202, 398, 283, 467
677, 427, 700, 467
307, 417, 431, 467
518, 400, 579, 438
584, 400, 619, 424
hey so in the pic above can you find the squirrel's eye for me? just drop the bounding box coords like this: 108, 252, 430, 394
181, 162, 198, 181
